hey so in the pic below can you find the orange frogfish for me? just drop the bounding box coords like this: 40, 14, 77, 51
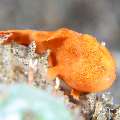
0, 28, 116, 97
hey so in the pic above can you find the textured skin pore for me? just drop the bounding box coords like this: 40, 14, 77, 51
0, 28, 116, 93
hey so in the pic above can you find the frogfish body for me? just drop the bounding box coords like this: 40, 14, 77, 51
0, 28, 116, 94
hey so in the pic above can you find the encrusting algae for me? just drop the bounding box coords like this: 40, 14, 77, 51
0, 28, 116, 99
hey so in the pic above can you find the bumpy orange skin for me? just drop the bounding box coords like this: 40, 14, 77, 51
0, 28, 116, 93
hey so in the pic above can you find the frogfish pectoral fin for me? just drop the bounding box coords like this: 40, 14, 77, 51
71, 89, 80, 100
47, 66, 59, 80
